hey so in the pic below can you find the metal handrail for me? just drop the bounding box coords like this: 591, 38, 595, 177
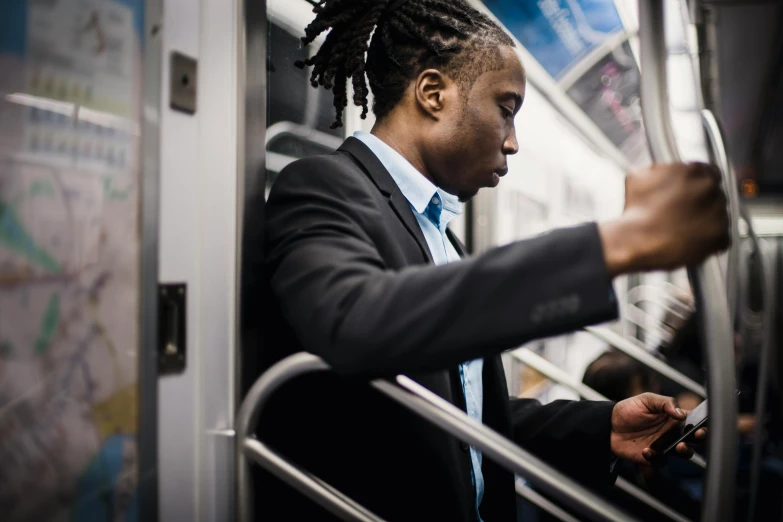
624, 303, 676, 344
516, 480, 581, 522
513, 347, 608, 402
372, 376, 636, 521
237, 352, 638, 522
236, 353, 382, 522
702, 84, 769, 522
742, 205, 773, 522
627, 296, 690, 325
638, 2, 738, 521
701, 109, 741, 324
626, 284, 694, 323
585, 326, 706, 398
513, 347, 704, 522
265, 120, 344, 150
627, 284, 693, 310
695, 53, 770, 521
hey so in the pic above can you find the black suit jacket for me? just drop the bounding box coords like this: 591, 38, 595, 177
257, 137, 619, 521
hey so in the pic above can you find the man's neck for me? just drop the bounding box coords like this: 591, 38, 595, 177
371, 121, 435, 186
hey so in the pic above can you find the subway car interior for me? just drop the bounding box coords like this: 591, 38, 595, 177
1, 0, 783, 521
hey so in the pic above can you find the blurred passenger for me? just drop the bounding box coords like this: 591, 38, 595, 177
259, 1, 726, 520
583, 350, 660, 402
655, 310, 782, 519
659, 312, 763, 438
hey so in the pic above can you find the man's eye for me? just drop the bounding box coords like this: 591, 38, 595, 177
500, 107, 513, 120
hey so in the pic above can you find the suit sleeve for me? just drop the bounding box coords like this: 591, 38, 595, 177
509, 398, 618, 488
265, 155, 619, 376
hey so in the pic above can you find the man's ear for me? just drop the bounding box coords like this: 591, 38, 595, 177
414, 69, 452, 120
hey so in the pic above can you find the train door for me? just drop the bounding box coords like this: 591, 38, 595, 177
153, 0, 247, 520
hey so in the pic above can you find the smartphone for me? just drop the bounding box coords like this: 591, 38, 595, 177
649, 390, 740, 461
650, 399, 709, 459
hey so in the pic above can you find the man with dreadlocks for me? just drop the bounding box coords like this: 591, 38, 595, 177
259, 0, 725, 520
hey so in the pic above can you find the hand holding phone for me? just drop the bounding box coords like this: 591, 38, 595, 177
649, 399, 709, 460
649, 390, 740, 462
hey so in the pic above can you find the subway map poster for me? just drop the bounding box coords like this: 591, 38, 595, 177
0, 1, 145, 521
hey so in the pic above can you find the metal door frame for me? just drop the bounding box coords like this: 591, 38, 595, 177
236, 0, 267, 426
235, 0, 268, 514
139, 0, 164, 520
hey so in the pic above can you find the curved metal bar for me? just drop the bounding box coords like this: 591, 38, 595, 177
639, 2, 738, 520
686, 263, 738, 519
628, 295, 690, 324
265, 120, 344, 150
742, 205, 774, 522
237, 353, 637, 522
235, 354, 383, 522
243, 438, 384, 522
625, 284, 694, 322
585, 326, 706, 398
625, 303, 676, 344
373, 376, 638, 522
236, 353, 329, 452
638, 4, 681, 164
702, 109, 741, 323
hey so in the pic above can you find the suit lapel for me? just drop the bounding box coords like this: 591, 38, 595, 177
338, 137, 434, 264
446, 228, 468, 257
389, 189, 434, 263
444, 228, 469, 413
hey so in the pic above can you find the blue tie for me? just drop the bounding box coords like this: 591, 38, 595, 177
424, 195, 442, 228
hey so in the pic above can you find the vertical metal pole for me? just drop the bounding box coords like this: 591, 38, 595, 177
638, 3, 680, 165
745, 222, 775, 522
638, 2, 737, 521
139, 1, 164, 520
701, 109, 741, 323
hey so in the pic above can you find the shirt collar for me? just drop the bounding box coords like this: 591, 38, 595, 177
353, 131, 463, 220
439, 190, 462, 222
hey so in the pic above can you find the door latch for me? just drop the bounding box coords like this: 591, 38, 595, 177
158, 283, 187, 374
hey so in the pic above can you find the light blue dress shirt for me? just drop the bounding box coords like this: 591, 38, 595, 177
354, 131, 485, 521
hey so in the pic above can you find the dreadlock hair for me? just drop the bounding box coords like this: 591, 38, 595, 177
295, 0, 516, 128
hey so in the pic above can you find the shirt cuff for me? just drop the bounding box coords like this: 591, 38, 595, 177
609, 456, 620, 486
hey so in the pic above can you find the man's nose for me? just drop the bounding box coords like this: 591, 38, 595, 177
503, 129, 519, 155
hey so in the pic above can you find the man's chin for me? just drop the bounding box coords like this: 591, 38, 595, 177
458, 189, 479, 203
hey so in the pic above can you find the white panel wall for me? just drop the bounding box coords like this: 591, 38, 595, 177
487, 84, 629, 395
157, 0, 202, 520
157, 0, 239, 520
494, 84, 626, 246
